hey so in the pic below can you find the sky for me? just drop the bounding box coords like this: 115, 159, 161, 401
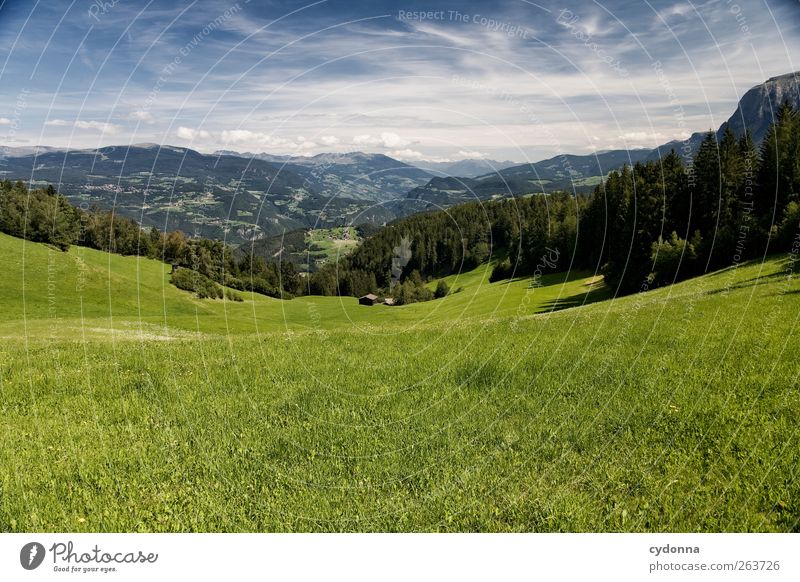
0, 0, 798, 164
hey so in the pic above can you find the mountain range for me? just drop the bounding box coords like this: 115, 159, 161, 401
215, 150, 435, 202
0, 144, 396, 243
0, 71, 796, 245
409, 158, 519, 178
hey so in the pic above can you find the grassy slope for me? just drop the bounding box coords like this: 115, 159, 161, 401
0, 232, 798, 532
0, 232, 607, 339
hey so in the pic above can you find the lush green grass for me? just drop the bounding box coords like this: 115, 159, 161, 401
306, 226, 360, 255
0, 232, 606, 338
0, 232, 798, 532
295, 227, 361, 270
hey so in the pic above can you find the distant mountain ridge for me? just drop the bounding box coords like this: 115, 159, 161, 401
0, 145, 67, 157
404, 149, 656, 205
213, 150, 432, 202
409, 158, 518, 178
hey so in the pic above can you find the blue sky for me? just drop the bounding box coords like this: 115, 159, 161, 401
0, 0, 798, 163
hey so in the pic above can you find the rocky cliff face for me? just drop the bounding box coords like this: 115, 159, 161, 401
719, 72, 800, 143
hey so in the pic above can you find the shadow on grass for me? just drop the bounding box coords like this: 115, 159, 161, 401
527, 270, 611, 313
703, 258, 791, 296
491, 268, 611, 313
538, 283, 612, 312
496, 270, 577, 287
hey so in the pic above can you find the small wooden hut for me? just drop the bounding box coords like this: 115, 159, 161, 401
358, 293, 380, 306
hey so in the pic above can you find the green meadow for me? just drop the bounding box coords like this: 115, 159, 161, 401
0, 232, 606, 338
0, 231, 798, 532
306, 227, 361, 260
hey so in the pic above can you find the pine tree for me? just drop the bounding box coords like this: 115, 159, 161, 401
710, 126, 745, 267
757, 102, 799, 231
692, 131, 721, 267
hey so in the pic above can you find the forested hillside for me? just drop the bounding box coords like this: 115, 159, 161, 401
405, 72, 799, 209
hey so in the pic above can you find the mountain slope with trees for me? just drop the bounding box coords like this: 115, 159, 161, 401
406, 72, 800, 208
4, 101, 799, 305
0, 179, 303, 299
307, 103, 800, 298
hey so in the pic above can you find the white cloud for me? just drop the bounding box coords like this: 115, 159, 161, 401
319, 135, 340, 146
219, 129, 290, 147
0, 117, 11, 125
177, 126, 211, 140
298, 142, 318, 150
456, 150, 488, 159
388, 149, 430, 161
658, 3, 693, 21
220, 129, 261, 144
618, 131, 662, 141
614, 130, 692, 148
44, 119, 119, 133
130, 110, 155, 124
352, 132, 412, 149
380, 132, 411, 148
217, 129, 320, 151
351, 134, 375, 146
388, 149, 458, 163
409, 22, 472, 47
74, 120, 120, 133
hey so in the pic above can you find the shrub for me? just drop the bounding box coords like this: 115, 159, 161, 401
434, 280, 450, 298
222, 274, 245, 291
393, 281, 414, 306
171, 267, 224, 299
394, 277, 435, 305
225, 288, 244, 302
416, 286, 434, 302
778, 201, 800, 249
489, 259, 512, 282
249, 277, 282, 299
650, 231, 698, 286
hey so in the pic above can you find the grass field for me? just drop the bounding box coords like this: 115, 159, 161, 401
306, 227, 360, 259
299, 227, 362, 271
0, 231, 798, 532
0, 232, 606, 338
